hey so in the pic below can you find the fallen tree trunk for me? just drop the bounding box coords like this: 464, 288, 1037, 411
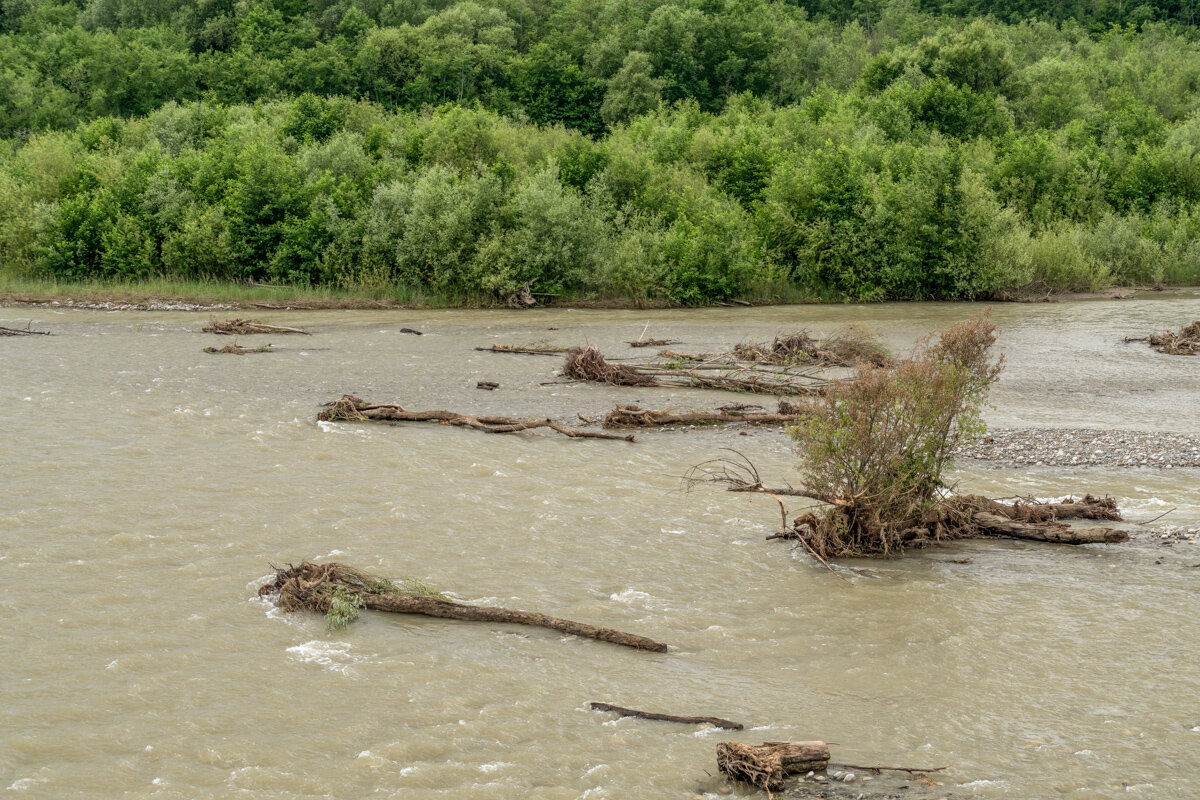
203, 317, 310, 335
970, 512, 1127, 544
589, 702, 743, 730
318, 395, 634, 441
716, 742, 830, 792
603, 403, 806, 428
261, 561, 668, 652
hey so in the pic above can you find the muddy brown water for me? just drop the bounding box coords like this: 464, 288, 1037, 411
2, 295, 1199, 799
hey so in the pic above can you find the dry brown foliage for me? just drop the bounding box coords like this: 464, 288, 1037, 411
788, 316, 1003, 557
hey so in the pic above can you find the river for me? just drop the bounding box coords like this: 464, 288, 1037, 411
2, 295, 1198, 799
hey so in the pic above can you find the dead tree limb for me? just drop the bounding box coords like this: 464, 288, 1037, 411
836, 762, 949, 775
318, 395, 634, 441
589, 702, 742, 729
261, 561, 668, 652
0, 323, 51, 336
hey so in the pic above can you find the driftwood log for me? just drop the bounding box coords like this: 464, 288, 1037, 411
203, 318, 309, 335
589, 702, 742, 730
318, 395, 634, 441
474, 344, 568, 356
203, 343, 274, 355
262, 561, 668, 651
0, 324, 50, 336
716, 742, 830, 792
603, 403, 806, 428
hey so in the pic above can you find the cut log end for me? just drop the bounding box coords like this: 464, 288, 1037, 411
717, 741, 831, 792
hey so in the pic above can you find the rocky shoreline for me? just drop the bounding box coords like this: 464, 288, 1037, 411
14, 299, 237, 312
955, 428, 1200, 468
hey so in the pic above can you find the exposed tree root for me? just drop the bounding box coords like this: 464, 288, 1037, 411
318, 394, 635, 441
476, 381, 500, 390
203, 317, 310, 335
564, 346, 829, 395
716, 741, 831, 793
260, 561, 668, 651
603, 402, 807, 428
0, 323, 50, 336
627, 338, 680, 347
203, 343, 274, 355
589, 702, 743, 729
1126, 320, 1200, 354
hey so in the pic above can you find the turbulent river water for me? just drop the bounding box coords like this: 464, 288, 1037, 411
2, 295, 1199, 799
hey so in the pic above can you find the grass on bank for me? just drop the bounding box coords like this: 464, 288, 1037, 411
0, 273, 834, 309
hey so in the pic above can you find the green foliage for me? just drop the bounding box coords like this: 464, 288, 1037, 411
6, 1, 1200, 302
325, 586, 364, 630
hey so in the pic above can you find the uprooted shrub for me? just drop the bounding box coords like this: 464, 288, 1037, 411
788, 316, 1003, 557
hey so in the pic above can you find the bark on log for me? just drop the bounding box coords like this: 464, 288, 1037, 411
971, 512, 1128, 544
318, 395, 634, 441
717, 741, 830, 791
362, 594, 667, 650
264, 561, 669, 652
589, 702, 743, 729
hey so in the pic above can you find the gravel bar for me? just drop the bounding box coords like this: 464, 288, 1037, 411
955, 428, 1200, 468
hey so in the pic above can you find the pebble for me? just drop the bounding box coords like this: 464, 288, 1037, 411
843, 773, 857, 783
955, 428, 1200, 468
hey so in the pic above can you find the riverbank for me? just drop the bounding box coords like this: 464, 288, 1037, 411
955, 428, 1200, 468
0, 275, 1175, 313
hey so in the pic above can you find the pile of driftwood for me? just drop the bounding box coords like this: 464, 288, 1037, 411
260, 561, 667, 651
318, 394, 634, 441
732, 326, 889, 367
564, 346, 829, 396
0, 324, 50, 336
203, 318, 309, 335
1126, 320, 1200, 354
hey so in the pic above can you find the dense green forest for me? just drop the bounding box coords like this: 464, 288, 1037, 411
4, 0, 1200, 302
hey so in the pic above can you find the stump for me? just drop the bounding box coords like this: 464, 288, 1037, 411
716, 741, 830, 792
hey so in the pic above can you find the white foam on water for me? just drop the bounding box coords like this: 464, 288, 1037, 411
285, 640, 371, 675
